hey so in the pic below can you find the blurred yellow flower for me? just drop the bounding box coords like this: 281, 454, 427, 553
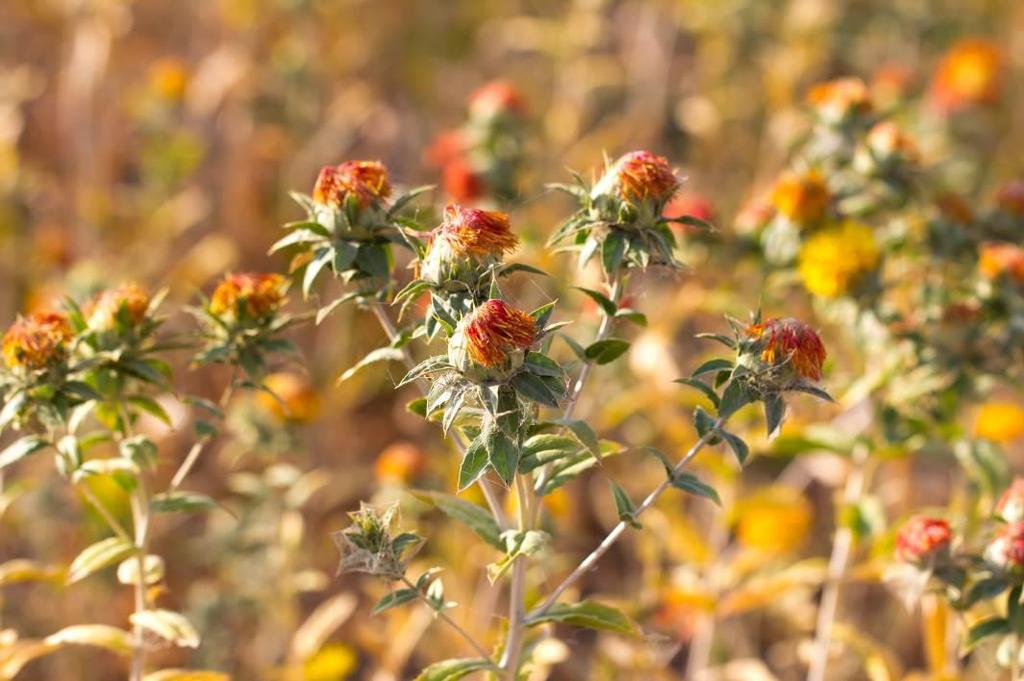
258, 372, 320, 423
974, 402, 1024, 443
798, 221, 879, 298
734, 487, 812, 556
149, 57, 189, 101
303, 643, 357, 681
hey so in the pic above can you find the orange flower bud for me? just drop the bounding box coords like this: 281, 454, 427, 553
469, 80, 524, 119
896, 516, 952, 563
209, 272, 286, 321
771, 170, 829, 224
2, 311, 73, 371
85, 283, 150, 332
807, 77, 873, 123
312, 160, 391, 208
930, 38, 1002, 112
449, 300, 537, 376
420, 204, 518, 288
744, 318, 827, 382
442, 158, 485, 203
594, 150, 679, 203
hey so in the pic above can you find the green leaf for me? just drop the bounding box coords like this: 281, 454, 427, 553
673, 377, 720, 408
410, 491, 502, 550
529, 301, 557, 328
584, 338, 630, 365
151, 491, 218, 514
0, 436, 49, 471
303, 248, 333, 297
527, 600, 638, 636
499, 263, 548, 278
574, 287, 617, 316
487, 530, 549, 583
549, 419, 601, 459
486, 428, 520, 486
601, 230, 626, 274
396, 355, 451, 388
68, 537, 137, 584
719, 430, 749, 465
339, 347, 405, 383
268, 229, 324, 254
965, 617, 1009, 650
332, 240, 359, 274
764, 393, 786, 438
964, 577, 1009, 607
614, 308, 647, 326
510, 372, 560, 408
373, 587, 418, 615
413, 658, 496, 681
670, 473, 721, 506
127, 396, 172, 427
387, 184, 435, 219
457, 436, 489, 491
356, 242, 390, 280
718, 380, 751, 418
672, 214, 715, 231
610, 481, 641, 528
691, 358, 734, 376
523, 352, 563, 378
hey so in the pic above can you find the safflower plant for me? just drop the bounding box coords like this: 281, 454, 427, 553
0, 273, 300, 681
270, 151, 835, 680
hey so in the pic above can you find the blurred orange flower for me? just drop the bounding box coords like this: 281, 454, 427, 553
930, 38, 1002, 112
85, 283, 150, 331
149, 57, 189, 101
312, 160, 392, 208
595, 150, 679, 203
469, 80, 525, 119
2, 311, 73, 371
807, 77, 873, 123
996, 180, 1024, 216
771, 170, 829, 225
209, 272, 286, 320
258, 372, 320, 423
974, 402, 1024, 443
979, 242, 1024, 282
896, 516, 951, 563
734, 487, 812, 555
374, 442, 426, 485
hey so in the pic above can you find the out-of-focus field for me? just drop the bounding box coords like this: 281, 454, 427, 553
1, 1, 1023, 680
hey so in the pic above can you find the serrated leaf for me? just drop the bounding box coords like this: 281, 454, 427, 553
0, 435, 49, 471
411, 491, 502, 549
397, 355, 451, 388
130, 609, 200, 648
486, 428, 520, 486
67, 537, 137, 584
457, 436, 489, 490
549, 419, 600, 459
601, 230, 626, 274
527, 600, 638, 636
510, 372, 560, 408
413, 658, 496, 681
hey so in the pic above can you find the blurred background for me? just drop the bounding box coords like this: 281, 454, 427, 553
1, 0, 1023, 679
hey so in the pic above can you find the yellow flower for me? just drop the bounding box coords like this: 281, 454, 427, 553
975, 402, 1024, 443
798, 221, 879, 298
303, 643, 357, 681
149, 57, 189, 101
734, 487, 812, 556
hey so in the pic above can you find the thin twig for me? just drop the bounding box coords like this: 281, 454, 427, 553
805, 443, 869, 681
499, 475, 533, 678
530, 419, 723, 617
169, 368, 238, 492
400, 576, 495, 663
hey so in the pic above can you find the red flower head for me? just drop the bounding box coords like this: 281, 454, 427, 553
996, 181, 1024, 217
469, 80, 525, 119
312, 160, 391, 208
997, 479, 1024, 524
85, 283, 150, 332
2, 311, 74, 371
595, 150, 679, 203
425, 130, 466, 169
986, 521, 1024, 571
930, 38, 1002, 113
744, 318, 827, 382
896, 516, 952, 563
442, 158, 485, 203
450, 299, 537, 371
209, 272, 286, 321
434, 204, 517, 259
807, 77, 874, 123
